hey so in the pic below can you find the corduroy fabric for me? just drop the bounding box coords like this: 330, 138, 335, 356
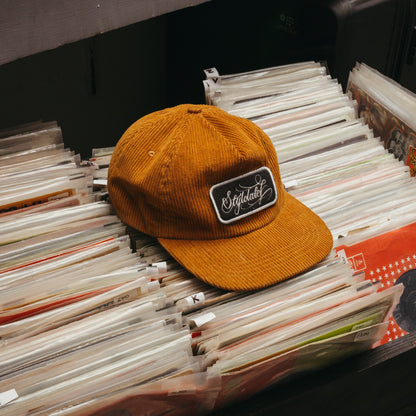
108, 104, 333, 291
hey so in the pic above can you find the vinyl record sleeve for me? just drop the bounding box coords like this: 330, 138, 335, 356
212, 322, 388, 409
349, 82, 416, 172
336, 222, 416, 344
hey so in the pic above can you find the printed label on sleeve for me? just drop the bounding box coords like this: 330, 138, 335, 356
190, 312, 216, 328
354, 328, 374, 342
0, 389, 18, 406
184, 292, 206, 307
152, 261, 168, 274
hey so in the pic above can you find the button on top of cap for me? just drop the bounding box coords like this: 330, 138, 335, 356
187, 105, 202, 114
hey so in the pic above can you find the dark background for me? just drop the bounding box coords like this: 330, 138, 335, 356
0, 0, 415, 159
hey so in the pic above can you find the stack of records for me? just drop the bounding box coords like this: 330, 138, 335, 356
203, 61, 416, 348
1, 60, 414, 415
0, 122, 219, 415
348, 62, 416, 176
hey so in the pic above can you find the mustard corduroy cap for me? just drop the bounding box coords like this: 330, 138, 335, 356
108, 104, 333, 291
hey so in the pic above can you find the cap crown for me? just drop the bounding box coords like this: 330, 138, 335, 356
108, 104, 286, 240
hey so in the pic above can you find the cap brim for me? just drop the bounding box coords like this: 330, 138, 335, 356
158, 192, 334, 291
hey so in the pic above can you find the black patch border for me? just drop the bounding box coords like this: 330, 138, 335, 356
209, 167, 278, 224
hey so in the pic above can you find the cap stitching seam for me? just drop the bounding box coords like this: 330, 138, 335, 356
158, 113, 189, 198
200, 115, 249, 159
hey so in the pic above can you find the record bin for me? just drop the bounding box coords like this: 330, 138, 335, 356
0, 1, 415, 415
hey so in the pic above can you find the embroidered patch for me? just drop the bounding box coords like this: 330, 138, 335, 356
209, 167, 278, 224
